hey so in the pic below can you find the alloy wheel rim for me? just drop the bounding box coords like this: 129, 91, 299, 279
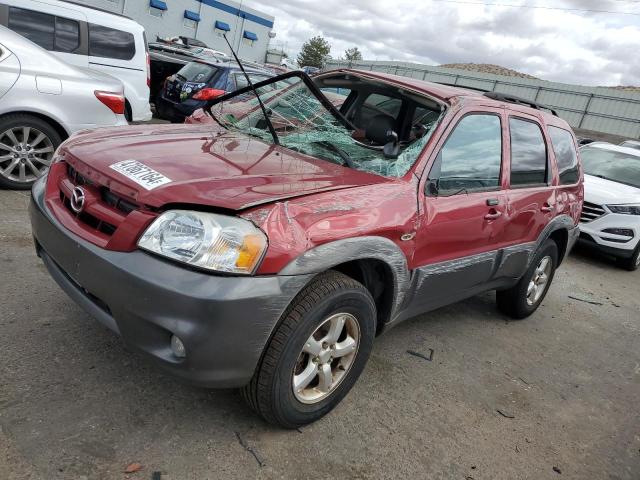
526, 256, 552, 306
0, 127, 54, 184
635, 251, 640, 267
292, 312, 360, 404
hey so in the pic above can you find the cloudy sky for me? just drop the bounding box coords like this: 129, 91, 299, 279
243, 0, 640, 86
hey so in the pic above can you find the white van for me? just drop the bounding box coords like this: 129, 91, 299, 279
0, 0, 152, 122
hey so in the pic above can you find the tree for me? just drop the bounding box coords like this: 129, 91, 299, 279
344, 47, 363, 62
297, 36, 331, 68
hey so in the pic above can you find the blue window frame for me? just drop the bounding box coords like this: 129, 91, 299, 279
243, 30, 258, 41
149, 0, 167, 11
214, 20, 230, 31
184, 10, 201, 22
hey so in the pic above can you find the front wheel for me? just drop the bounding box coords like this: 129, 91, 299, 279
241, 271, 376, 428
497, 239, 558, 319
617, 244, 640, 271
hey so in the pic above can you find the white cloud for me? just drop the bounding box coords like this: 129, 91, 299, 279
244, 0, 640, 86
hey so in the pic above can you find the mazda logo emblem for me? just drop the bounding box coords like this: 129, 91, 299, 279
70, 186, 86, 213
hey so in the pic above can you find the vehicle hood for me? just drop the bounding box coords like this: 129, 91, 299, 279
61, 124, 390, 210
584, 174, 640, 205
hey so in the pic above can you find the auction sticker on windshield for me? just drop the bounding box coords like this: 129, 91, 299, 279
109, 160, 172, 190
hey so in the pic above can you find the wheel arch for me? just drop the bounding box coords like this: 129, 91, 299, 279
0, 110, 69, 142
279, 236, 411, 331
536, 215, 576, 266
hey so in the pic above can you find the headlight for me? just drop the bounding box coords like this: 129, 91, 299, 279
138, 210, 267, 274
606, 204, 640, 215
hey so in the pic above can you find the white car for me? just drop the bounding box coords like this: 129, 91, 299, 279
0, 25, 127, 189
579, 142, 640, 270
0, 0, 151, 122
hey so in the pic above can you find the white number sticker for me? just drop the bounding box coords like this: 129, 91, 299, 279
109, 160, 171, 190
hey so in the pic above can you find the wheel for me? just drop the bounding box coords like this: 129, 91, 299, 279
125, 101, 133, 122
0, 114, 62, 189
497, 239, 558, 319
241, 271, 376, 428
617, 244, 640, 271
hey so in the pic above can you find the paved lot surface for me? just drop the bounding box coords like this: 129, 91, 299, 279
1, 189, 639, 480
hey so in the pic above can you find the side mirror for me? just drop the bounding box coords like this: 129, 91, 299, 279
426, 178, 439, 197
383, 131, 400, 159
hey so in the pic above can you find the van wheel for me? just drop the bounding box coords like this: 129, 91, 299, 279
496, 239, 558, 319
241, 271, 376, 428
125, 101, 133, 122
617, 244, 640, 271
0, 114, 62, 189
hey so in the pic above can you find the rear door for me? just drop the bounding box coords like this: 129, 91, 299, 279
502, 114, 557, 248
410, 108, 509, 312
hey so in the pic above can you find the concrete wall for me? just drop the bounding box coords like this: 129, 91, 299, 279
79, 0, 274, 63
325, 60, 640, 140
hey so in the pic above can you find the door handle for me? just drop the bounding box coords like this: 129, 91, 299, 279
541, 203, 555, 213
484, 210, 502, 220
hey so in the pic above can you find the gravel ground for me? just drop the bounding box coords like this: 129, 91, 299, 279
1, 188, 639, 480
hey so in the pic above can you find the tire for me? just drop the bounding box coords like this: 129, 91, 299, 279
241, 271, 376, 428
617, 244, 640, 271
0, 114, 62, 190
497, 239, 558, 319
125, 101, 133, 122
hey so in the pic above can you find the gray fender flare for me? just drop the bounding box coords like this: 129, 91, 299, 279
279, 236, 410, 314
533, 214, 577, 264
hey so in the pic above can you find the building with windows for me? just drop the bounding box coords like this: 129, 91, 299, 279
77, 0, 275, 63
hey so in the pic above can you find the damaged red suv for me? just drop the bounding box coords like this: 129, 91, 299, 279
30, 71, 583, 428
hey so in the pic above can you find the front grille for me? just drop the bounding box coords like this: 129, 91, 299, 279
580, 201, 606, 223
59, 162, 140, 237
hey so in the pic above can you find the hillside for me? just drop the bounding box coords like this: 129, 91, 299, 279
438, 63, 639, 92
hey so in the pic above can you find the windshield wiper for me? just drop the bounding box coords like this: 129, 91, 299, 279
312, 141, 356, 169
221, 34, 279, 146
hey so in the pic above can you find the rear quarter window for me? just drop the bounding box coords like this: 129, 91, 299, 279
509, 117, 548, 187
548, 126, 579, 185
89, 24, 136, 60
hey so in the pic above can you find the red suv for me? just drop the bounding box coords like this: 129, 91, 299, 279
29, 71, 583, 428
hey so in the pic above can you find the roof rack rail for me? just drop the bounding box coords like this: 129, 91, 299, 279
483, 92, 558, 117
435, 82, 489, 93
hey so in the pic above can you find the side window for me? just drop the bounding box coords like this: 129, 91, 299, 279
548, 126, 579, 185
8, 7, 55, 51
89, 24, 135, 60
432, 114, 502, 193
55, 17, 80, 53
509, 118, 548, 187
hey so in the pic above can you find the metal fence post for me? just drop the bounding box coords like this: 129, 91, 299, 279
578, 94, 594, 129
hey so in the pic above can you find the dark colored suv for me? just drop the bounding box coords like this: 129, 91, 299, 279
155, 60, 273, 122
30, 70, 583, 428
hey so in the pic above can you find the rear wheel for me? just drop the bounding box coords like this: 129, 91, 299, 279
617, 244, 640, 271
497, 239, 558, 319
0, 114, 61, 189
241, 271, 376, 428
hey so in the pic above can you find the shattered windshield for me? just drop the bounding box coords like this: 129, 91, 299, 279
207, 75, 441, 178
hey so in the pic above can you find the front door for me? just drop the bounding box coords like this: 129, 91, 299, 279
410, 109, 509, 313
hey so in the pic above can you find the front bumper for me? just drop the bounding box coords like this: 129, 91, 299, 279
29, 177, 312, 388
578, 213, 640, 258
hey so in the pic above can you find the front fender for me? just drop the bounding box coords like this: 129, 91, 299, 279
279, 236, 410, 315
